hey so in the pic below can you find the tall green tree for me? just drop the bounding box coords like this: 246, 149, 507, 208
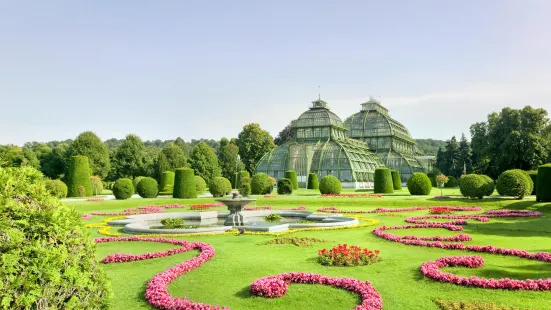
458, 133, 472, 175
237, 123, 276, 174
435, 147, 445, 173
190, 141, 221, 186
111, 134, 148, 178
68, 131, 111, 178
218, 138, 244, 180
470, 122, 492, 175
174, 137, 192, 157
154, 143, 188, 180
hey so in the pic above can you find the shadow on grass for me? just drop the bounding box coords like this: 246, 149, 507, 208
234, 286, 253, 299
461, 263, 551, 280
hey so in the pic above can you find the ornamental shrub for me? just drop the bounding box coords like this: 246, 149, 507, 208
407, 172, 432, 195
222, 177, 232, 194
480, 175, 495, 196
210, 176, 230, 197
239, 182, 251, 197
307, 173, 319, 189
459, 174, 488, 199
526, 170, 537, 195
319, 175, 342, 194
113, 178, 134, 199
277, 178, 293, 195
444, 175, 459, 188
173, 168, 196, 198
195, 175, 207, 194
160, 171, 175, 193
391, 170, 402, 190
234, 170, 250, 189
251, 173, 272, 195
133, 176, 146, 191
160, 218, 184, 228
496, 169, 533, 199
45, 179, 68, 198
536, 164, 551, 202
284, 170, 299, 190
137, 177, 159, 198
0, 166, 111, 309
374, 168, 394, 194
67, 155, 93, 197
89, 176, 103, 195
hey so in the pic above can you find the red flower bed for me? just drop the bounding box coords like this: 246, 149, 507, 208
87, 197, 104, 201
318, 244, 381, 267
430, 207, 453, 214
321, 193, 383, 198
264, 194, 277, 198
244, 206, 272, 210
250, 272, 383, 309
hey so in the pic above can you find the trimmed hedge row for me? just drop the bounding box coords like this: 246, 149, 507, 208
374, 168, 394, 194
67, 155, 92, 197
307, 173, 319, 189
173, 168, 196, 199
284, 170, 298, 190
526, 170, 537, 195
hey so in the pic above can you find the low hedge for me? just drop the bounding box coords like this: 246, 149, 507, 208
277, 178, 293, 195
496, 169, 533, 199
391, 170, 402, 190
407, 173, 432, 195
173, 168, 196, 199
319, 175, 342, 194
137, 177, 159, 198
284, 170, 298, 190
239, 182, 251, 197
536, 164, 551, 202
113, 178, 134, 200
195, 175, 207, 194
45, 179, 68, 198
374, 168, 394, 194
307, 173, 319, 189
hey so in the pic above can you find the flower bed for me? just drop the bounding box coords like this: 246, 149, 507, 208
87, 197, 104, 201
243, 206, 272, 210
430, 207, 453, 214
319, 206, 482, 214
81, 214, 92, 220
278, 206, 307, 210
263, 194, 277, 198
189, 203, 224, 210
161, 204, 186, 209
91, 206, 166, 216
318, 244, 381, 267
321, 193, 383, 198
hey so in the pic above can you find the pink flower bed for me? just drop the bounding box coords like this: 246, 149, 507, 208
321, 193, 382, 198
318, 206, 482, 214
264, 194, 277, 198
161, 204, 186, 209
250, 272, 383, 310
92, 206, 166, 216
243, 206, 272, 210
278, 206, 307, 211
87, 197, 104, 201
81, 214, 92, 220
189, 203, 224, 210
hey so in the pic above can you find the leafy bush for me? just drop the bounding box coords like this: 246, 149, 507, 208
459, 174, 489, 199
526, 170, 537, 195
210, 177, 230, 197
234, 170, 250, 189
113, 178, 134, 200
0, 166, 111, 309
480, 175, 495, 196
137, 177, 159, 198
133, 176, 146, 191
374, 168, 394, 194
45, 179, 68, 198
195, 175, 207, 193
407, 173, 432, 195
277, 178, 293, 195
251, 173, 272, 195
284, 170, 298, 190
444, 175, 459, 188
307, 173, 319, 189
173, 168, 196, 198
89, 175, 103, 195
265, 213, 282, 222
319, 175, 342, 195
391, 170, 402, 190
496, 169, 533, 199
239, 182, 251, 197
67, 155, 93, 197
160, 171, 175, 193
160, 218, 184, 228
537, 164, 551, 202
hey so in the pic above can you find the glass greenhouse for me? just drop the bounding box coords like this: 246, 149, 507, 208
255, 99, 384, 188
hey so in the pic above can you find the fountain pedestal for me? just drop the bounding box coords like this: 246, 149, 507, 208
216, 195, 256, 226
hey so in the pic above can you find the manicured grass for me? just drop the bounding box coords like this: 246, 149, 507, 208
73, 190, 551, 310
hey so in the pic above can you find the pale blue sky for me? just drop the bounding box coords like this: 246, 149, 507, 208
1, 1, 550, 145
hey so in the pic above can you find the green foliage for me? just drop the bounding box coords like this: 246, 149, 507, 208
45, 179, 68, 198
415, 139, 447, 156
218, 139, 244, 181
239, 182, 251, 197
407, 172, 432, 195
480, 175, 495, 196
40, 143, 69, 179
526, 170, 537, 195
173, 168, 196, 199
160, 218, 184, 229
251, 173, 273, 195
89, 176, 103, 195
234, 170, 250, 188
319, 175, 342, 194
496, 169, 533, 199
195, 175, 207, 193
210, 176, 231, 197
133, 176, 146, 191
536, 164, 551, 202
265, 213, 282, 222
237, 123, 276, 175
0, 166, 111, 309
277, 178, 293, 195
374, 168, 394, 194
68, 131, 111, 178
136, 177, 158, 198
190, 142, 222, 186
111, 134, 148, 179
426, 168, 441, 187
444, 175, 459, 188
307, 173, 319, 189
113, 178, 134, 200
284, 170, 298, 189
273, 122, 295, 146
154, 143, 188, 181
159, 171, 175, 193
67, 155, 93, 197
434, 299, 530, 310
391, 170, 402, 190
459, 174, 491, 199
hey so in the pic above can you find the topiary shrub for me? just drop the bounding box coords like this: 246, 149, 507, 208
160, 171, 175, 193
239, 182, 251, 197
480, 175, 495, 196
234, 170, 250, 189
45, 179, 68, 198
222, 177, 232, 195
307, 173, 319, 189
133, 176, 146, 192
251, 173, 272, 195
89, 176, 103, 195
407, 172, 432, 195
526, 170, 537, 195
277, 178, 293, 195
173, 168, 196, 198
459, 174, 489, 199
444, 175, 459, 188
67, 155, 93, 197
319, 175, 342, 194
374, 168, 394, 194
391, 170, 402, 190
195, 175, 207, 194
113, 178, 134, 200
0, 166, 111, 309
496, 169, 533, 199
284, 170, 298, 190
137, 177, 159, 198
210, 177, 230, 197
536, 164, 551, 202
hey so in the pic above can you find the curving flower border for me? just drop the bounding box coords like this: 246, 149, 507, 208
319, 206, 482, 214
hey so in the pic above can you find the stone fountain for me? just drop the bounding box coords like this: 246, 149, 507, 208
215, 193, 256, 226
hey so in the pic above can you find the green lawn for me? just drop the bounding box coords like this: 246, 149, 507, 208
71, 189, 551, 310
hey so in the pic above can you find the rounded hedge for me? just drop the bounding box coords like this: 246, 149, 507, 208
374, 168, 394, 194
307, 173, 319, 189
89, 176, 103, 195
67, 155, 93, 197
444, 175, 459, 188
459, 174, 488, 199
251, 173, 272, 195
284, 170, 299, 190
407, 172, 432, 195
210, 176, 230, 197
0, 166, 111, 309
133, 176, 146, 191
391, 170, 402, 190
480, 175, 495, 196
137, 177, 159, 198
234, 170, 251, 189
173, 168, 196, 199
160, 171, 175, 193
45, 179, 68, 198
526, 170, 537, 195
113, 178, 134, 200
239, 182, 251, 197
319, 175, 342, 195
195, 175, 207, 193
277, 178, 293, 195
496, 169, 533, 199
536, 164, 551, 202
